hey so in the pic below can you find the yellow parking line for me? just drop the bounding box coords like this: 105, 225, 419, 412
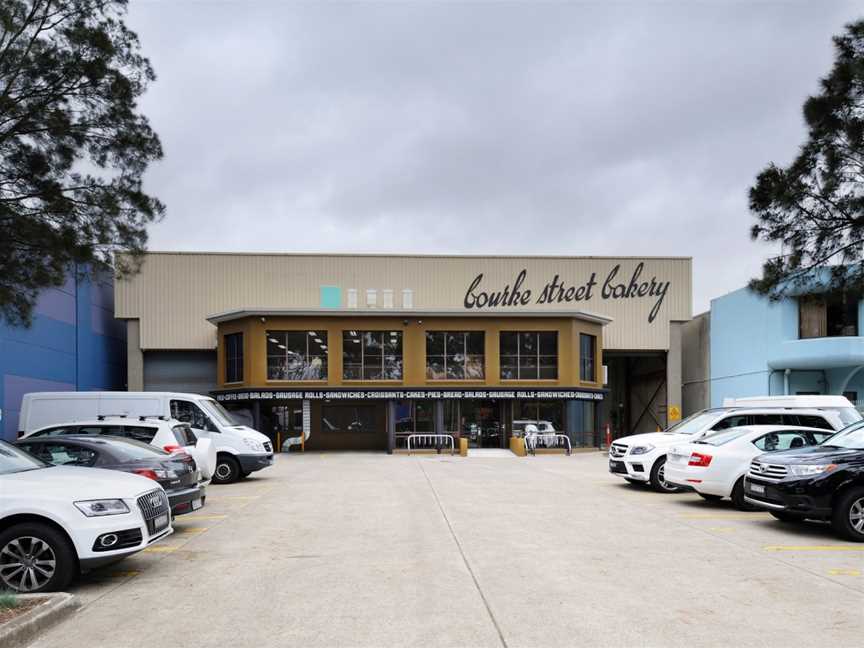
707, 526, 736, 533
181, 514, 227, 521
680, 513, 767, 520
828, 568, 861, 576
142, 546, 179, 553
174, 526, 208, 535
108, 570, 141, 578
764, 545, 864, 552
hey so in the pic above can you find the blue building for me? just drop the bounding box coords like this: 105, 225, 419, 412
705, 281, 864, 408
0, 269, 126, 440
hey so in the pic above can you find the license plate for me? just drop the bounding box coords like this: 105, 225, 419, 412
191, 498, 202, 511
748, 483, 765, 495
153, 513, 169, 531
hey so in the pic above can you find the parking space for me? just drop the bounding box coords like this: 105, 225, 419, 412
30, 452, 864, 648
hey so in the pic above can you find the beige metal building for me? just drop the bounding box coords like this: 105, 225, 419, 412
115, 253, 692, 449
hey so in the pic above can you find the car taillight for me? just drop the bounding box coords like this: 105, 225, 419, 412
688, 452, 713, 467
163, 445, 181, 453
133, 469, 159, 481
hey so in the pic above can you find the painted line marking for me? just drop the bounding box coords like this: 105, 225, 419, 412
107, 570, 141, 578
828, 568, 861, 576
680, 513, 768, 520
180, 514, 227, 521
764, 545, 864, 552
142, 546, 179, 553
707, 526, 736, 533
174, 526, 208, 535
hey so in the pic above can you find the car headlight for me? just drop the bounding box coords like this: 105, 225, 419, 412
630, 444, 655, 455
74, 499, 130, 517
242, 438, 264, 452
789, 464, 838, 477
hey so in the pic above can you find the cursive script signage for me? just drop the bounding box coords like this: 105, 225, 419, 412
463, 263, 671, 323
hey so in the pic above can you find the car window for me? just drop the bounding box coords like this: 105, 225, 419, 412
76, 425, 124, 436
0, 441, 49, 474
172, 424, 197, 446
711, 415, 749, 431
30, 426, 78, 438
750, 414, 784, 426
794, 415, 833, 430
171, 400, 214, 431
698, 429, 748, 445
753, 431, 810, 451
122, 426, 159, 443
103, 439, 167, 461
811, 430, 835, 443
27, 442, 98, 467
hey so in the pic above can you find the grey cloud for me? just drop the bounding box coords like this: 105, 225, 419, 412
128, 1, 863, 311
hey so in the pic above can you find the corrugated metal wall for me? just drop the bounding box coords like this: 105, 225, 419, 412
116, 253, 692, 351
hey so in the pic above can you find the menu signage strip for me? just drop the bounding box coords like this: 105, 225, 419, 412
215, 389, 605, 402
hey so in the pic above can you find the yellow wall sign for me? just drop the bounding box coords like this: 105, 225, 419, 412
669, 405, 682, 421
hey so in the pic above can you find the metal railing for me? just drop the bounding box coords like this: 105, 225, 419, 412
524, 432, 572, 456
407, 434, 455, 455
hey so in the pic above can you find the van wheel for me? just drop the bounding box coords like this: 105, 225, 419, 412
0, 523, 76, 593
213, 455, 240, 484
832, 487, 864, 542
649, 457, 680, 493
731, 477, 758, 511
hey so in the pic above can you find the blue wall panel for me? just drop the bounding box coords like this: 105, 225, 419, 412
0, 269, 126, 440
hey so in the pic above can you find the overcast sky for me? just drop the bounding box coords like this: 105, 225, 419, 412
128, 1, 862, 313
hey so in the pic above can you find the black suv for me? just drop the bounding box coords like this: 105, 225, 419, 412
744, 420, 864, 541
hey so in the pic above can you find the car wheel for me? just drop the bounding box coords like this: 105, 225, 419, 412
770, 511, 805, 523
213, 455, 240, 484
731, 477, 758, 511
649, 457, 680, 493
0, 523, 76, 593
832, 487, 864, 542
698, 493, 723, 502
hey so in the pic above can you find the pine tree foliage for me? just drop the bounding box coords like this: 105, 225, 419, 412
0, 0, 162, 325
750, 19, 864, 297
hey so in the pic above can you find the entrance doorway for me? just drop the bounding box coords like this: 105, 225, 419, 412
460, 399, 503, 448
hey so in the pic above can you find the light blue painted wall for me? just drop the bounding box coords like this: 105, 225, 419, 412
709, 285, 864, 406
0, 268, 126, 440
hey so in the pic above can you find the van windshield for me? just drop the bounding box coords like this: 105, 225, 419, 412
826, 407, 863, 426
664, 411, 724, 436
200, 399, 239, 427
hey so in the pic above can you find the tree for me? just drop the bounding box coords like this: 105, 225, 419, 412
0, 0, 162, 325
750, 18, 864, 298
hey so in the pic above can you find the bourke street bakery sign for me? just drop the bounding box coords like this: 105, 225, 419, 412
463, 263, 671, 323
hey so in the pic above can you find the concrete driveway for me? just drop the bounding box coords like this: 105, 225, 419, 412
30, 452, 864, 647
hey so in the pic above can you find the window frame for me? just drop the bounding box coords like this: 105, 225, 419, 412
425, 331, 485, 381
342, 330, 403, 381
224, 332, 244, 383
580, 333, 596, 383
266, 330, 329, 381
499, 331, 558, 381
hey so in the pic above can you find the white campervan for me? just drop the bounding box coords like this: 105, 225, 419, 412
19, 392, 274, 484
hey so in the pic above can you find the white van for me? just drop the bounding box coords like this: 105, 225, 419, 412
19, 392, 274, 484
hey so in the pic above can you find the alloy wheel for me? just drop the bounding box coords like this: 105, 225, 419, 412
658, 464, 676, 492
0, 536, 57, 592
850, 497, 864, 534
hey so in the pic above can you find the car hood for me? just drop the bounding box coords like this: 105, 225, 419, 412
229, 426, 271, 445
2, 465, 158, 499
756, 446, 864, 465
614, 432, 694, 447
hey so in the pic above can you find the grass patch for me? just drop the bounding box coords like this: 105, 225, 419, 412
0, 591, 18, 610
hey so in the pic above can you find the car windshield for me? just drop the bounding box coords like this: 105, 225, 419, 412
199, 399, 239, 427
820, 420, 864, 450
0, 440, 49, 475
663, 410, 725, 435
102, 438, 169, 461
697, 429, 748, 446
826, 407, 863, 426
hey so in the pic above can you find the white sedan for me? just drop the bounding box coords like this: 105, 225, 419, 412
664, 425, 833, 510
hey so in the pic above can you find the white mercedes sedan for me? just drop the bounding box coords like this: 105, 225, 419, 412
664, 426, 834, 510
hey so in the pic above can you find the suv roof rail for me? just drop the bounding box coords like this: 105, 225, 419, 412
137, 415, 167, 421
96, 414, 127, 420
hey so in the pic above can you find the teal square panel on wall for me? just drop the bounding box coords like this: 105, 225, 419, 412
319, 285, 341, 309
